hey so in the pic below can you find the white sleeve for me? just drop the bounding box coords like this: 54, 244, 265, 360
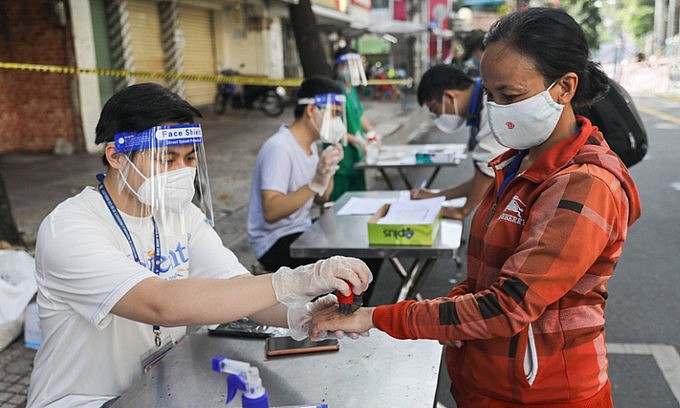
471, 119, 507, 178
259, 141, 294, 194
185, 206, 250, 279
36, 211, 156, 328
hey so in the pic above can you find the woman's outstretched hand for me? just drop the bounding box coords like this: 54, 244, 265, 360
309, 305, 375, 341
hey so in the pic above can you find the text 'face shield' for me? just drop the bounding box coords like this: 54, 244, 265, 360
299, 93, 347, 144
113, 124, 215, 229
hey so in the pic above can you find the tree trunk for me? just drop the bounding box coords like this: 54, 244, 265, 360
0, 172, 26, 248
289, 0, 332, 78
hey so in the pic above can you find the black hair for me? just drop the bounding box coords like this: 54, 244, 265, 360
294, 75, 344, 119
417, 64, 474, 106
95, 83, 201, 166
484, 7, 609, 109
462, 29, 486, 61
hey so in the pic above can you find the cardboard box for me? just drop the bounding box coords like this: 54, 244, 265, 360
367, 203, 441, 246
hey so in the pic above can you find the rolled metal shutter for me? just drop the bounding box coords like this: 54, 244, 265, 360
179, 5, 217, 106
128, 0, 164, 86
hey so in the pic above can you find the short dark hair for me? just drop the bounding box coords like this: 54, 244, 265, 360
484, 7, 609, 109
95, 83, 201, 145
293, 76, 343, 119
462, 29, 485, 61
417, 65, 474, 106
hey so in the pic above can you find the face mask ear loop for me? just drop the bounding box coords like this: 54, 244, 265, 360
119, 155, 148, 198
440, 93, 447, 117
310, 105, 322, 134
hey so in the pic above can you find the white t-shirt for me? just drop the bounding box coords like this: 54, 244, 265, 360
471, 99, 507, 177
27, 186, 249, 408
247, 125, 318, 259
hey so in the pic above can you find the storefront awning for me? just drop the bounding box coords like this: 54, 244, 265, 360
368, 20, 428, 35
461, 0, 505, 5
312, 4, 352, 25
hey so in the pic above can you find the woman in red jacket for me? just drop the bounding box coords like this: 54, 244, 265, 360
310, 7, 642, 407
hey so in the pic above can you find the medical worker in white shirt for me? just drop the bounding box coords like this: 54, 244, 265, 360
248, 76, 345, 272
27, 83, 371, 408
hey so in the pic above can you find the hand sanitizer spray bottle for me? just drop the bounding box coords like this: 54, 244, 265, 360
212, 356, 269, 407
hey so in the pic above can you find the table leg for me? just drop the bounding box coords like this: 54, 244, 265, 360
391, 257, 438, 302
379, 168, 395, 190
406, 258, 438, 300
425, 167, 441, 188
397, 168, 413, 190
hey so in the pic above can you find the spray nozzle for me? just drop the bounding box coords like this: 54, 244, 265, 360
212, 356, 269, 407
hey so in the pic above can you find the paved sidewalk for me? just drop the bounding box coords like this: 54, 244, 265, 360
0, 95, 430, 407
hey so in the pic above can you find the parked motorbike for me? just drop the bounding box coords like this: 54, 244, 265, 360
213, 68, 286, 117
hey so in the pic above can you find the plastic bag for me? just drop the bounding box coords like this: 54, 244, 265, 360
0, 249, 37, 351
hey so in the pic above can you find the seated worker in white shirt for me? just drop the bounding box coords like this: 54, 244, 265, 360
248, 76, 345, 272
27, 82, 371, 408
412, 64, 507, 220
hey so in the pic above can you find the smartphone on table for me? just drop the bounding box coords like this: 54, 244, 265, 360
265, 336, 339, 357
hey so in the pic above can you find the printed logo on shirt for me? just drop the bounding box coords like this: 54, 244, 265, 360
138, 241, 190, 280
499, 195, 526, 225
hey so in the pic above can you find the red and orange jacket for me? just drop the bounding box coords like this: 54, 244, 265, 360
373, 117, 641, 405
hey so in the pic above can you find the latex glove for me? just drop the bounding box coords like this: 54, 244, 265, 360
287, 295, 369, 341
349, 134, 367, 154
272, 256, 372, 306
287, 294, 339, 340
308, 144, 343, 194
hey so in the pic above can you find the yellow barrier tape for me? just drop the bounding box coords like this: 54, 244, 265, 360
0, 61, 412, 87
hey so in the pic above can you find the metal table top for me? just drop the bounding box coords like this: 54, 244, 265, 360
112, 330, 442, 407
290, 191, 462, 259
354, 143, 467, 169
353, 143, 467, 190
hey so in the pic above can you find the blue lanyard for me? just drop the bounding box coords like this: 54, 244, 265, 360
466, 77, 484, 151
97, 173, 164, 345
498, 150, 529, 200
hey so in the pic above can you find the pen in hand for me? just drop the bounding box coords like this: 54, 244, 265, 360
416, 178, 427, 194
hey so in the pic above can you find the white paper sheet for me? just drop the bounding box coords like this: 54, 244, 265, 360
376, 196, 446, 224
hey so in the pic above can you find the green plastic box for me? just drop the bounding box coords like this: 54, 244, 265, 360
367, 204, 441, 246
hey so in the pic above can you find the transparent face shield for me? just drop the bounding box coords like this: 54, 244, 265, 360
113, 124, 214, 232
335, 53, 368, 87
298, 93, 347, 145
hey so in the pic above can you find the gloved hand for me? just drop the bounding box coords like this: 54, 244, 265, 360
287, 295, 370, 341
271, 256, 372, 306
287, 294, 338, 340
308, 144, 343, 194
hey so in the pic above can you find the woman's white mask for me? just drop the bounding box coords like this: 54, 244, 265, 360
120, 156, 197, 211
487, 81, 564, 149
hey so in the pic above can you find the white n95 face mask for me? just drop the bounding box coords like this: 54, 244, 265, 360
434, 94, 466, 134
121, 157, 197, 211
487, 81, 563, 149
320, 116, 346, 144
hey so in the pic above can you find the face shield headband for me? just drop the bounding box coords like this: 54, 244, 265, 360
298, 93, 347, 145
335, 53, 368, 87
113, 123, 215, 228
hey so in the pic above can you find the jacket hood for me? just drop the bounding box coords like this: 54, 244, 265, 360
573, 116, 642, 226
